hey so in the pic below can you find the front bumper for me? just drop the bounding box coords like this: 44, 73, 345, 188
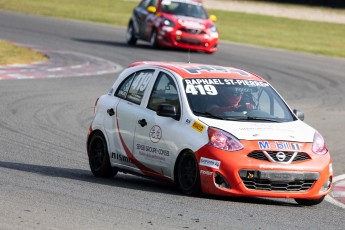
157, 27, 218, 53
195, 141, 333, 199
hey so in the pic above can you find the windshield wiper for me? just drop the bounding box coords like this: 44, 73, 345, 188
193, 111, 225, 120
244, 116, 281, 122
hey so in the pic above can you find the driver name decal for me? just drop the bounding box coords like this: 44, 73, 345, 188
184, 78, 268, 95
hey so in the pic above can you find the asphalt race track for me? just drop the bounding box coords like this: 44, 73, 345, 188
1, 11, 345, 229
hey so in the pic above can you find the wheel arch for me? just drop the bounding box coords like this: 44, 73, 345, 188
173, 148, 197, 183
87, 129, 109, 155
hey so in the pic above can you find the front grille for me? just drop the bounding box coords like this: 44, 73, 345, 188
239, 170, 319, 192
241, 178, 316, 191
248, 151, 310, 163
179, 37, 202, 45
180, 28, 205, 34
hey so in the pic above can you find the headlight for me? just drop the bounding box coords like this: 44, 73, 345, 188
209, 23, 217, 32
208, 127, 243, 151
312, 132, 328, 155
162, 18, 175, 27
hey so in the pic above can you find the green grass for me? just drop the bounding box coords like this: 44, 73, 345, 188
0, 40, 47, 65
0, 0, 345, 58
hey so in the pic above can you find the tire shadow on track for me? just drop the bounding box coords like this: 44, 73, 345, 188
72, 38, 211, 55
0, 160, 301, 207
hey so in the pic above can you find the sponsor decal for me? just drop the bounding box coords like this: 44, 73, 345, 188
136, 144, 170, 162
179, 65, 250, 76
200, 157, 221, 169
259, 164, 304, 170
149, 125, 162, 143
191, 121, 205, 133
111, 152, 133, 163
200, 170, 213, 176
131, 71, 152, 91
258, 141, 301, 151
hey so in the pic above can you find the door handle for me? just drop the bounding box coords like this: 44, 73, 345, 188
138, 118, 147, 127
107, 108, 115, 116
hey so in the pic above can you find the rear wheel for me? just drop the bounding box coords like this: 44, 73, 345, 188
126, 22, 137, 45
176, 151, 201, 196
149, 30, 159, 48
87, 131, 117, 178
294, 196, 325, 206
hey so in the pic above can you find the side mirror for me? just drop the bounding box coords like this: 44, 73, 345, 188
157, 104, 179, 120
209, 14, 217, 22
293, 109, 304, 121
147, 6, 157, 14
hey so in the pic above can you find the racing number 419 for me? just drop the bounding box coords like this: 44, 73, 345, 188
185, 84, 218, 95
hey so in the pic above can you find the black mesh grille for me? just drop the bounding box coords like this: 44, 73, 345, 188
241, 178, 315, 191
247, 151, 310, 163
293, 152, 310, 162
180, 28, 205, 34
248, 151, 268, 161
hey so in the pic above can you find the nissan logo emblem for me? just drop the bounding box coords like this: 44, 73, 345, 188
276, 152, 286, 162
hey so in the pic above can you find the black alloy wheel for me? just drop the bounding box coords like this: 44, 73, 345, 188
87, 131, 117, 178
176, 151, 201, 196
126, 22, 137, 45
149, 29, 159, 48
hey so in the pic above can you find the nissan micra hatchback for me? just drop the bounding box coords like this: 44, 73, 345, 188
126, 0, 218, 53
87, 61, 333, 206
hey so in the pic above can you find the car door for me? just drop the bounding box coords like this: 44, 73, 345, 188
104, 69, 155, 172
134, 0, 157, 38
133, 71, 182, 178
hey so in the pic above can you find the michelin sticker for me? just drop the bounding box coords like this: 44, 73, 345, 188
200, 157, 221, 169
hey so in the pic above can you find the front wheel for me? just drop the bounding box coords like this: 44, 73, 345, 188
126, 22, 137, 45
149, 30, 159, 48
294, 196, 325, 206
87, 131, 117, 178
176, 151, 201, 196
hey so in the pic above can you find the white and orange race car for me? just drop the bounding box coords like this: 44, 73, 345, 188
87, 61, 333, 206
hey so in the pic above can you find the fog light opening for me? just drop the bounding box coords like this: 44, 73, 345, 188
214, 172, 230, 189
320, 176, 332, 192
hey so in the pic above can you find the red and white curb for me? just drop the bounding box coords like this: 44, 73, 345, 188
326, 174, 345, 209
0, 44, 122, 80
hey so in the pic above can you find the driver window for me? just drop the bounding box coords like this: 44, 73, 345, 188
115, 70, 154, 105
148, 72, 180, 115
258, 89, 285, 118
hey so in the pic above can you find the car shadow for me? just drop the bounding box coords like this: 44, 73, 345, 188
0, 160, 299, 207
72, 38, 209, 54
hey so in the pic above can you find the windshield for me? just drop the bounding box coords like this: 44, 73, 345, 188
161, 0, 208, 19
184, 78, 296, 122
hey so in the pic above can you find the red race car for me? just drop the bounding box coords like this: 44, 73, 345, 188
126, 0, 219, 53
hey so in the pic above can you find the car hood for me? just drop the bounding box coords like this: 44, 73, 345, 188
198, 117, 315, 142
164, 14, 212, 29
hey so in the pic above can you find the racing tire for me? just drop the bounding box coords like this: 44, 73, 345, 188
149, 29, 159, 48
176, 151, 201, 196
126, 22, 137, 45
87, 131, 118, 178
294, 196, 325, 206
